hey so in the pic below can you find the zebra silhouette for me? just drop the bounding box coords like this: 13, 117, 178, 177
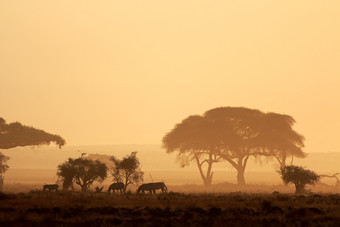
108, 182, 124, 194
43, 184, 59, 191
137, 182, 167, 194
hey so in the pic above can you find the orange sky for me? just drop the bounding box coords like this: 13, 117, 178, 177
1, 1, 339, 153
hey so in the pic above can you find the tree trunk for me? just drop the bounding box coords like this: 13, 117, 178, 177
204, 153, 213, 187
203, 172, 213, 187
279, 151, 288, 185
236, 156, 249, 185
295, 183, 305, 194
281, 151, 287, 170
123, 171, 129, 193
0, 175, 4, 191
237, 168, 246, 185
218, 153, 249, 185
124, 182, 128, 193
81, 184, 87, 192
194, 154, 214, 187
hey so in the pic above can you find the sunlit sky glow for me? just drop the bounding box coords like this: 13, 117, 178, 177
1, 1, 339, 153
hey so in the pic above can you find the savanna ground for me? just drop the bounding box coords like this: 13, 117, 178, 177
1, 184, 340, 226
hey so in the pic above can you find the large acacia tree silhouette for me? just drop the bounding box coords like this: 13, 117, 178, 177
0, 117, 65, 190
0, 117, 65, 149
163, 107, 305, 186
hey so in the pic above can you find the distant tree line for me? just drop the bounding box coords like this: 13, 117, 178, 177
162, 107, 306, 186
0, 108, 321, 193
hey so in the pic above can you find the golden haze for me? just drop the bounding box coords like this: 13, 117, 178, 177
1, 1, 339, 156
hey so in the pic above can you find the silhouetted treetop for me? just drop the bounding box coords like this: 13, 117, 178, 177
163, 115, 238, 154
110, 152, 144, 192
57, 157, 107, 192
0, 117, 65, 149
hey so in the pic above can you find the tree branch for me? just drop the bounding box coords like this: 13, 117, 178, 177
216, 150, 238, 170
242, 154, 250, 170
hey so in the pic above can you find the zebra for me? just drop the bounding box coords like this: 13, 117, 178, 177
108, 182, 124, 194
43, 184, 59, 191
137, 182, 168, 194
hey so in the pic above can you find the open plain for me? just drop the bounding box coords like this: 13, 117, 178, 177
1, 186, 340, 226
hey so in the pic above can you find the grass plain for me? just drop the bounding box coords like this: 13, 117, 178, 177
1, 184, 340, 226
2, 145, 340, 225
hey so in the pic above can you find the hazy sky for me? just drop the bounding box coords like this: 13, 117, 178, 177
1, 1, 339, 153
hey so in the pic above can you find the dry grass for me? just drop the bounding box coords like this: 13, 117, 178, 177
1, 185, 340, 226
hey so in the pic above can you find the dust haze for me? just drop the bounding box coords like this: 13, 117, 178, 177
1, 0, 340, 225
2, 144, 340, 192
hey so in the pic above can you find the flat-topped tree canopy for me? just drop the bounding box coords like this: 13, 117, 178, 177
0, 117, 65, 149
163, 106, 305, 185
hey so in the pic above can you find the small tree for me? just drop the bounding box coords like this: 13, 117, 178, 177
0, 152, 10, 191
110, 152, 144, 192
279, 165, 320, 193
57, 158, 76, 191
57, 157, 108, 192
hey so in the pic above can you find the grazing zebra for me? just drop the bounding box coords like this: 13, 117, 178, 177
137, 182, 167, 194
95, 186, 104, 193
43, 184, 59, 191
108, 182, 124, 194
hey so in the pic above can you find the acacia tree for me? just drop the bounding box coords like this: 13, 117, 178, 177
163, 107, 306, 185
57, 157, 107, 192
163, 107, 264, 185
279, 165, 320, 193
110, 152, 144, 192
0, 117, 65, 149
0, 117, 65, 189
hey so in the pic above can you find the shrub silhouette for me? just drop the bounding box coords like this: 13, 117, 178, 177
110, 152, 144, 192
279, 165, 320, 193
57, 157, 108, 192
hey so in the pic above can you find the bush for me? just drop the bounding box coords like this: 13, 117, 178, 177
279, 165, 320, 193
57, 157, 107, 192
